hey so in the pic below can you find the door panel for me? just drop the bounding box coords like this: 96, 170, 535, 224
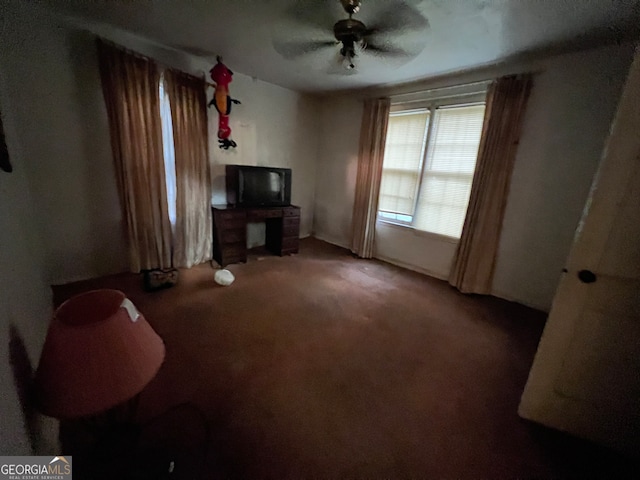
596, 166, 640, 279
556, 294, 640, 408
519, 47, 640, 455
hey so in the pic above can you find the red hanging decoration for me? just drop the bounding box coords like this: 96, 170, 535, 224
208, 56, 241, 150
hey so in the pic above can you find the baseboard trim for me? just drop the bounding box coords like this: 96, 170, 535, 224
373, 254, 449, 282
490, 289, 549, 313
312, 237, 550, 313
312, 233, 350, 250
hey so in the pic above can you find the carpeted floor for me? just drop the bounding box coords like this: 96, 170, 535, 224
53, 238, 636, 479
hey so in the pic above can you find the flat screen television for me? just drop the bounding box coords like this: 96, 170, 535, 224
226, 165, 292, 207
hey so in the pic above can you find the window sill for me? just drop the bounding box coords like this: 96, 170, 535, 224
376, 217, 412, 228
376, 218, 460, 245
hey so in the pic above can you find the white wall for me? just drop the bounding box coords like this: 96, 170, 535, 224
1, 1, 320, 284
0, 3, 128, 285
0, 50, 59, 454
491, 45, 633, 310
313, 43, 634, 311
314, 96, 363, 248
0, 150, 56, 456
374, 224, 458, 280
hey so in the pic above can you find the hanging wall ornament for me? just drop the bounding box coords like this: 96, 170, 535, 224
208, 56, 241, 150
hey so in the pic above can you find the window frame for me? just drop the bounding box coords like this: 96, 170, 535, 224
378, 91, 487, 241
378, 107, 430, 226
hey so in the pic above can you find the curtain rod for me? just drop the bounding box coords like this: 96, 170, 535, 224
388, 72, 541, 101
97, 37, 208, 86
389, 79, 492, 100
391, 92, 488, 107
97, 37, 154, 64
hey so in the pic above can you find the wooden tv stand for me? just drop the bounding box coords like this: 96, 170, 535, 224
211, 204, 300, 267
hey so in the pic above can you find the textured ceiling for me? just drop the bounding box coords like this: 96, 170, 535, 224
42, 0, 640, 93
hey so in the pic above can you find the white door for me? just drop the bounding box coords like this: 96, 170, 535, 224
518, 47, 640, 456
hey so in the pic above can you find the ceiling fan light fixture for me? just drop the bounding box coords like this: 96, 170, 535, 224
334, 16, 366, 69
340, 39, 357, 69
342, 52, 356, 70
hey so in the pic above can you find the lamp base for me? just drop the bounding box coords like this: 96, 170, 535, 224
59, 402, 208, 479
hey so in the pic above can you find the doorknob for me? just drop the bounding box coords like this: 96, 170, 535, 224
578, 269, 597, 283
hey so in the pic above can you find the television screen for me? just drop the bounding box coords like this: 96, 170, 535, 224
226, 165, 292, 207
239, 169, 284, 204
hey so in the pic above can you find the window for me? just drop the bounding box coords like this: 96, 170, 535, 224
378, 96, 486, 238
159, 75, 177, 230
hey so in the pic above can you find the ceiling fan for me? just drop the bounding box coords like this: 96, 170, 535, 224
273, 0, 429, 72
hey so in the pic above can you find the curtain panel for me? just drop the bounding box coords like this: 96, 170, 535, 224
449, 74, 533, 293
97, 40, 172, 272
164, 70, 212, 268
351, 98, 391, 258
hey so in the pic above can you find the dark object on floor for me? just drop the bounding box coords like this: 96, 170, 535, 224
143, 268, 178, 291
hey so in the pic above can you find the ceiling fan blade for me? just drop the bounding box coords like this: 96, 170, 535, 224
364, 42, 411, 57
365, 0, 429, 36
273, 40, 337, 60
282, 0, 340, 33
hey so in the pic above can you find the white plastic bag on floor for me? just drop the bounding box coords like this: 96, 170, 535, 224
214, 269, 235, 286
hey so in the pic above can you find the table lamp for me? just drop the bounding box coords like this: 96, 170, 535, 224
35, 289, 165, 420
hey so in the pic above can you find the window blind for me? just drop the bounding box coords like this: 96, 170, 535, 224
378, 110, 429, 216
414, 104, 485, 237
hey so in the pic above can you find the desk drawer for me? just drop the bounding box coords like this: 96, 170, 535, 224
221, 243, 246, 257
222, 229, 245, 244
247, 209, 283, 221
283, 216, 300, 227
283, 207, 300, 217
216, 210, 246, 222
214, 210, 246, 230
282, 224, 299, 237
219, 218, 246, 230
222, 254, 246, 265
281, 237, 299, 250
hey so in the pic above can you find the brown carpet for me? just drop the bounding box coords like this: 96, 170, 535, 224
53, 238, 636, 479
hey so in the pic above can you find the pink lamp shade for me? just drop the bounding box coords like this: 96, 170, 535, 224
35, 289, 165, 419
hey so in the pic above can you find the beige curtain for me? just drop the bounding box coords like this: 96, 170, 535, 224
97, 40, 172, 272
351, 98, 391, 258
164, 70, 212, 268
449, 74, 533, 293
